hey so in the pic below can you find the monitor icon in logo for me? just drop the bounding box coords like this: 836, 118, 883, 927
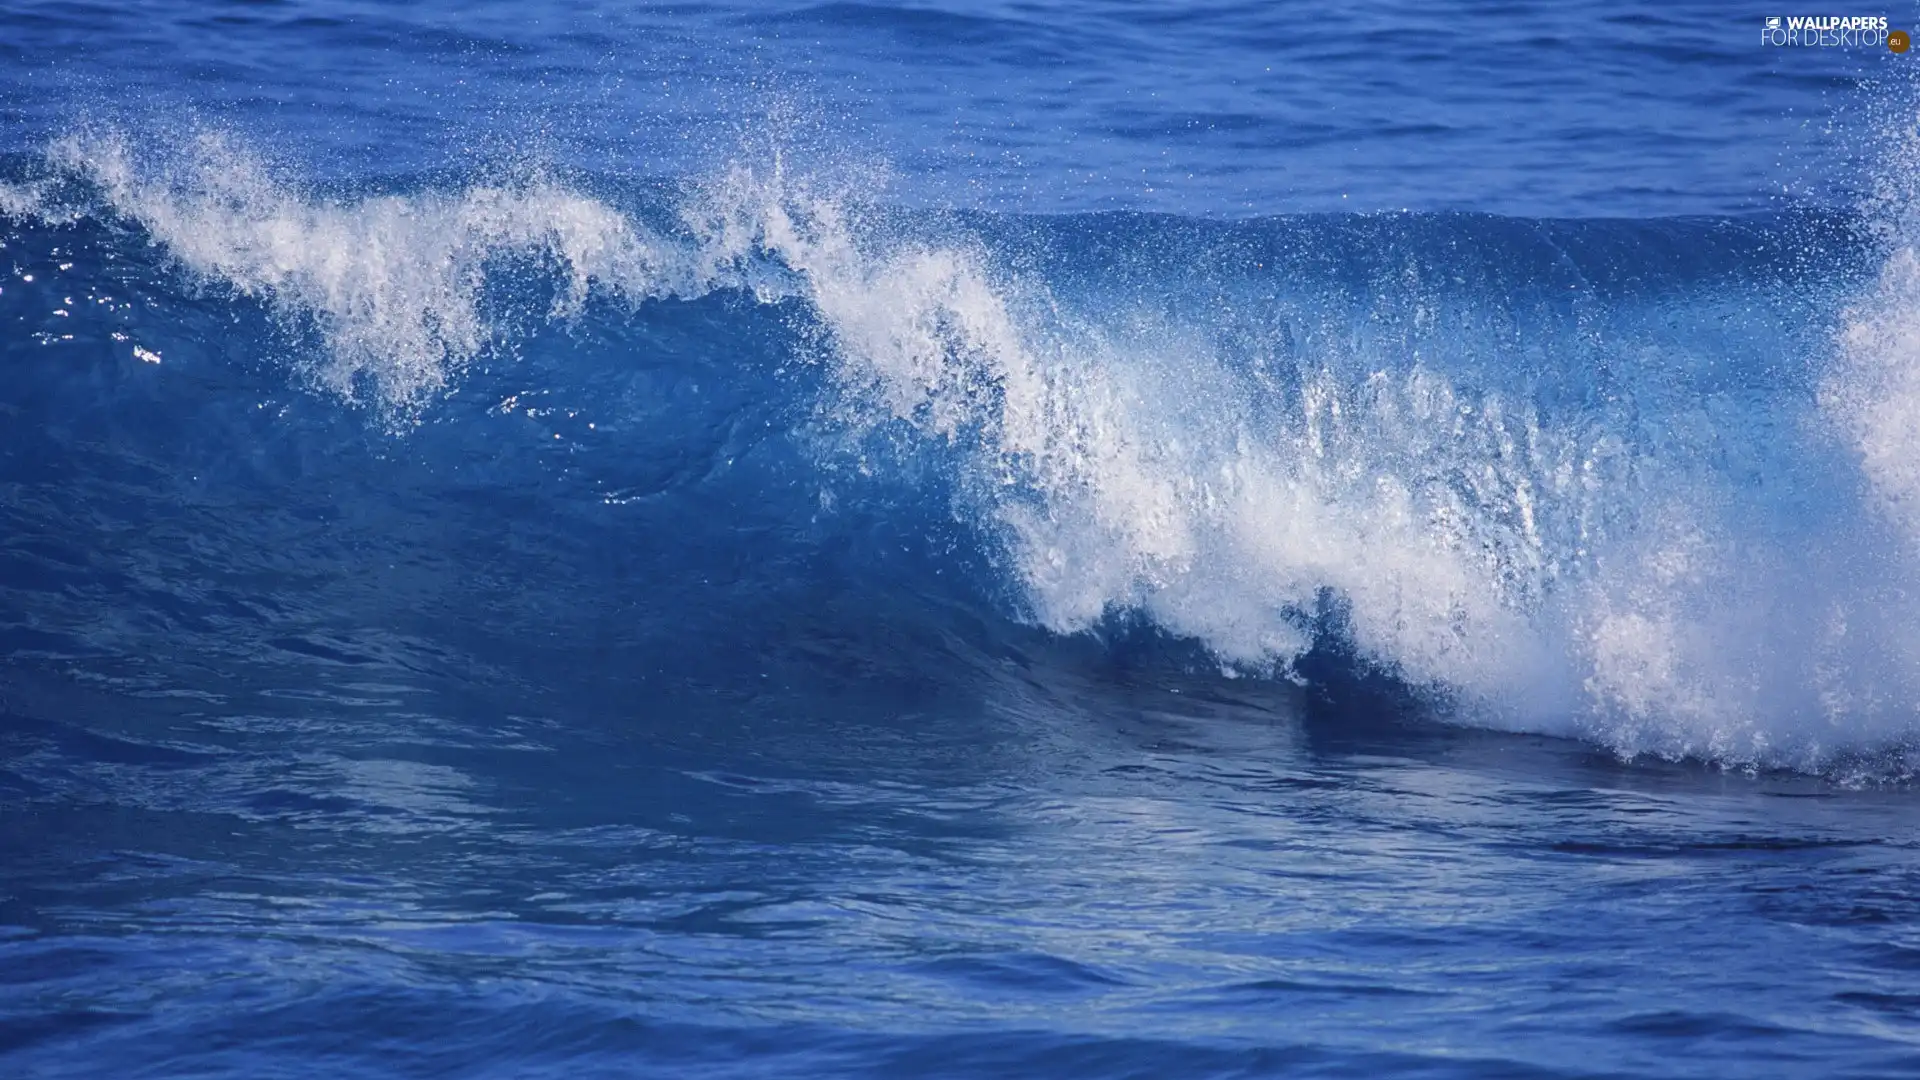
1766, 17, 1781, 29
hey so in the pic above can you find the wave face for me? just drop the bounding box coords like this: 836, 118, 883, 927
5, 130, 1919, 775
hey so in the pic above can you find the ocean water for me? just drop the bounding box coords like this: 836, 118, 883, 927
6, 2, 1920, 1076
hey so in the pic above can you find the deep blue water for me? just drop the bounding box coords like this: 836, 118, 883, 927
7, 2, 1920, 1077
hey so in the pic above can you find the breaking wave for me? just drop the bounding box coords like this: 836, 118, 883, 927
8, 127, 1920, 775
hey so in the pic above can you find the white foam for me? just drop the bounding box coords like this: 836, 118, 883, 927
1831, 246, 1920, 530
682, 163, 1577, 709
0, 179, 51, 221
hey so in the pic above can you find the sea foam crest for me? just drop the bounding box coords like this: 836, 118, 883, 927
683, 162, 1589, 713
34, 133, 690, 415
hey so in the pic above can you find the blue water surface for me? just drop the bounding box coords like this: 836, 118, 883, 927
6, 2, 1920, 1077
